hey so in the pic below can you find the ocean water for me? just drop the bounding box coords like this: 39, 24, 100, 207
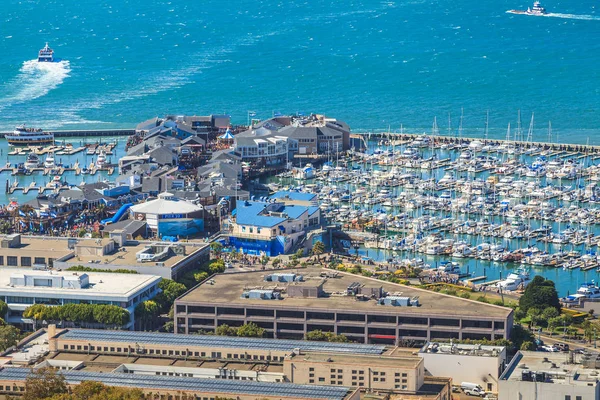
0, 0, 599, 142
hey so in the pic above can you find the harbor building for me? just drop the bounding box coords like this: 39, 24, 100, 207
174, 268, 513, 344
0, 269, 161, 330
227, 198, 320, 256
499, 350, 600, 400
0, 325, 449, 399
129, 192, 205, 238
418, 341, 507, 393
233, 114, 350, 166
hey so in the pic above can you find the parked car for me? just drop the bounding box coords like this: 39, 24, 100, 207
553, 343, 570, 352
461, 382, 485, 397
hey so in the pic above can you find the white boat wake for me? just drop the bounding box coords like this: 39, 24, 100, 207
545, 12, 600, 21
507, 10, 600, 21
0, 59, 71, 112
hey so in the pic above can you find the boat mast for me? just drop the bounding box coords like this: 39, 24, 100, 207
526, 112, 534, 145
458, 108, 464, 142
484, 110, 489, 143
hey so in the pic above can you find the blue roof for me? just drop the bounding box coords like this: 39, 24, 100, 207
0, 368, 351, 399
235, 201, 286, 228
308, 206, 320, 216
282, 204, 309, 219
235, 201, 315, 228
269, 191, 317, 202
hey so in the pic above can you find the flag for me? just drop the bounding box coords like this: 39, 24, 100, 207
18, 210, 25, 217
50, 212, 57, 218
248, 111, 257, 117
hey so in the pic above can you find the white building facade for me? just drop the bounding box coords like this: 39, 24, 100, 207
0, 269, 161, 330
419, 342, 507, 393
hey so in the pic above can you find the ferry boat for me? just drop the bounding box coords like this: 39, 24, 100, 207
6, 126, 54, 146
496, 268, 532, 291
38, 43, 54, 62
508, 1, 548, 15
24, 153, 41, 170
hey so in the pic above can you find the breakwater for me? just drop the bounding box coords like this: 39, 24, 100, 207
0, 129, 134, 138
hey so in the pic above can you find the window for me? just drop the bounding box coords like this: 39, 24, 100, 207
576, 397, 582, 400
7, 256, 17, 266
309, 379, 314, 384
374, 377, 379, 382
20, 257, 31, 267
34, 257, 45, 265
0, 256, 4, 265
318, 377, 325, 382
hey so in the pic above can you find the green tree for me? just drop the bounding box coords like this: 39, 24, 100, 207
547, 316, 562, 336
210, 242, 224, 258
0, 300, 8, 319
0, 324, 19, 351
311, 241, 325, 261
541, 306, 559, 321
520, 341, 536, 351
24, 367, 67, 400
305, 330, 328, 341
135, 300, 160, 331
527, 307, 542, 329
518, 275, 561, 314
236, 322, 265, 338
215, 324, 237, 336
208, 259, 226, 274
510, 324, 535, 350
46, 380, 145, 399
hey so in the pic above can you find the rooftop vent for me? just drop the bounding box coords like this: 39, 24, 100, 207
241, 289, 281, 300
378, 296, 419, 307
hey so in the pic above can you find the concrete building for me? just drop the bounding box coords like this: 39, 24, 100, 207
228, 198, 320, 256
129, 192, 205, 238
0, 269, 160, 330
284, 349, 424, 392
26, 326, 448, 398
419, 341, 507, 393
174, 268, 513, 344
499, 350, 600, 400
0, 368, 358, 400
55, 239, 209, 280
9, 232, 211, 280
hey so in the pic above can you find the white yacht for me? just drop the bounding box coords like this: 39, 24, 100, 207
24, 153, 41, 169
95, 150, 107, 168
44, 153, 55, 169
496, 269, 532, 291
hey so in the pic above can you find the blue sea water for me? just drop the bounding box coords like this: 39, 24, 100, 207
0, 0, 599, 142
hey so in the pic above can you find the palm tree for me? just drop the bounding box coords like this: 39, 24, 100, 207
312, 241, 325, 262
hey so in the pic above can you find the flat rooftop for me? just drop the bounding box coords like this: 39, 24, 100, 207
56, 328, 386, 355
178, 268, 512, 318
69, 242, 197, 268
501, 351, 599, 386
0, 268, 160, 299
420, 342, 505, 357
0, 237, 72, 260
291, 351, 422, 368
0, 368, 352, 400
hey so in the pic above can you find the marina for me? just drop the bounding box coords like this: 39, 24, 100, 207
0, 136, 125, 204
267, 132, 600, 297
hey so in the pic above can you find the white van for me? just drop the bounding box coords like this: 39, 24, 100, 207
461, 382, 485, 397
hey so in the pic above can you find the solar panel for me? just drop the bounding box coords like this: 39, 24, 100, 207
0, 368, 350, 399
60, 329, 386, 355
